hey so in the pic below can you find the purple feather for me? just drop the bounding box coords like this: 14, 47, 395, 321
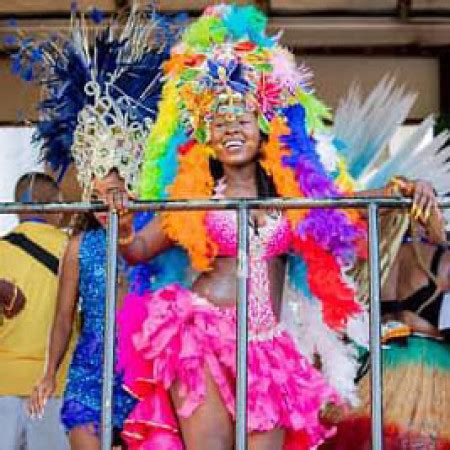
281, 104, 362, 264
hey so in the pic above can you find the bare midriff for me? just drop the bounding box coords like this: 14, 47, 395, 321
192, 255, 286, 321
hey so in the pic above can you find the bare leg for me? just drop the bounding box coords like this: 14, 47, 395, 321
248, 428, 285, 450
171, 367, 234, 450
69, 424, 100, 450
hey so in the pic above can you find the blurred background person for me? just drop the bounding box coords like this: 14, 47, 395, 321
0, 172, 72, 450
326, 209, 449, 450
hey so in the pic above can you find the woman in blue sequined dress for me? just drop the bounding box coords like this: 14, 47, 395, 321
28, 172, 135, 449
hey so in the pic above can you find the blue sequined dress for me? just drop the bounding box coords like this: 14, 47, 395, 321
61, 229, 135, 432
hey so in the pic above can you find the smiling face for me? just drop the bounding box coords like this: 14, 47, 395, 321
209, 109, 261, 168
90, 170, 126, 227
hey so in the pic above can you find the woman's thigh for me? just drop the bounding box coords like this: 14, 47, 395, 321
69, 424, 100, 450
170, 367, 234, 450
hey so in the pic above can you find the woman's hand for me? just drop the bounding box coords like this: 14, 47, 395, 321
388, 177, 440, 225
0, 279, 26, 319
110, 190, 135, 246
96, 173, 136, 245
423, 204, 446, 244
28, 374, 56, 418
410, 180, 439, 225
398, 310, 442, 338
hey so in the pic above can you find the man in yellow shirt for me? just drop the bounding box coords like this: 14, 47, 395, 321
0, 172, 71, 450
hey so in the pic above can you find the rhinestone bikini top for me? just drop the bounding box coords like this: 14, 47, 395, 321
205, 209, 292, 258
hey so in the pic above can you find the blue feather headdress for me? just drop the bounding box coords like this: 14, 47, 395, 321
9, 3, 185, 192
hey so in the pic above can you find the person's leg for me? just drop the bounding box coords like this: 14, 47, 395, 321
248, 428, 285, 450
171, 367, 234, 450
26, 397, 70, 450
69, 424, 100, 450
0, 396, 24, 450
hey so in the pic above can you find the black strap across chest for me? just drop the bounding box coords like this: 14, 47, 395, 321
2, 232, 59, 275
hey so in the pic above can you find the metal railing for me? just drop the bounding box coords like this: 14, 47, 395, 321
1, 196, 449, 450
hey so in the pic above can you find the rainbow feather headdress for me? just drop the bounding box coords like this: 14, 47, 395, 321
141, 4, 366, 331
160, 4, 317, 142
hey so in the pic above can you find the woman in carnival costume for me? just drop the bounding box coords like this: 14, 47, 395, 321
18, 5, 183, 449
108, 5, 441, 450
327, 216, 449, 450
323, 78, 450, 450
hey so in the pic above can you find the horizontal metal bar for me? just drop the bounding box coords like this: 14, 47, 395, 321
0, 197, 449, 214
127, 197, 450, 211
0, 202, 107, 214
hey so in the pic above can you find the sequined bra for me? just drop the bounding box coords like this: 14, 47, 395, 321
205, 209, 292, 258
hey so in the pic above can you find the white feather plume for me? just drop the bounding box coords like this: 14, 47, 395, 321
282, 287, 361, 406
333, 76, 417, 181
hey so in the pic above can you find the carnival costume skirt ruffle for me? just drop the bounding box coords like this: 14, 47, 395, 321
325, 335, 450, 450
118, 284, 340, 450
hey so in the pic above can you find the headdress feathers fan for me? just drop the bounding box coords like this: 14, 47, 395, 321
333, 76, 417, 182
363, 117, 450, 194
329, 76, 450, 358
333, 76, 450, 196
10, 3, 183, 195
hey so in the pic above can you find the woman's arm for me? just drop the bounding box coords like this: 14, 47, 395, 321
103, 189, 173, 265
119, 214, 172, 265
357, 179, 440, 224
28, 235, 81, 417
358, 180, 445, 244
45, 235, 80, 377
423, 206, 446, 245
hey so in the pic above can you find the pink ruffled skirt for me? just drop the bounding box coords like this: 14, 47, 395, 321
118, 284, 340, 449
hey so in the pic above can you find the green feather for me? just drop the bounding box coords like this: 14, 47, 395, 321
183, 17, 227, 51
293, 88, 332, 133
180, 69, 201, 82
258, 114, 270, 134
255, 63, 273, 73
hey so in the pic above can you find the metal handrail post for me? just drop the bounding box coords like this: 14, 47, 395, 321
368, 203, 383, 450
101, 210, 119, 450
236, 203, 250, 450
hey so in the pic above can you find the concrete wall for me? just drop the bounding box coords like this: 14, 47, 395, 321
0, 55, 440, 123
